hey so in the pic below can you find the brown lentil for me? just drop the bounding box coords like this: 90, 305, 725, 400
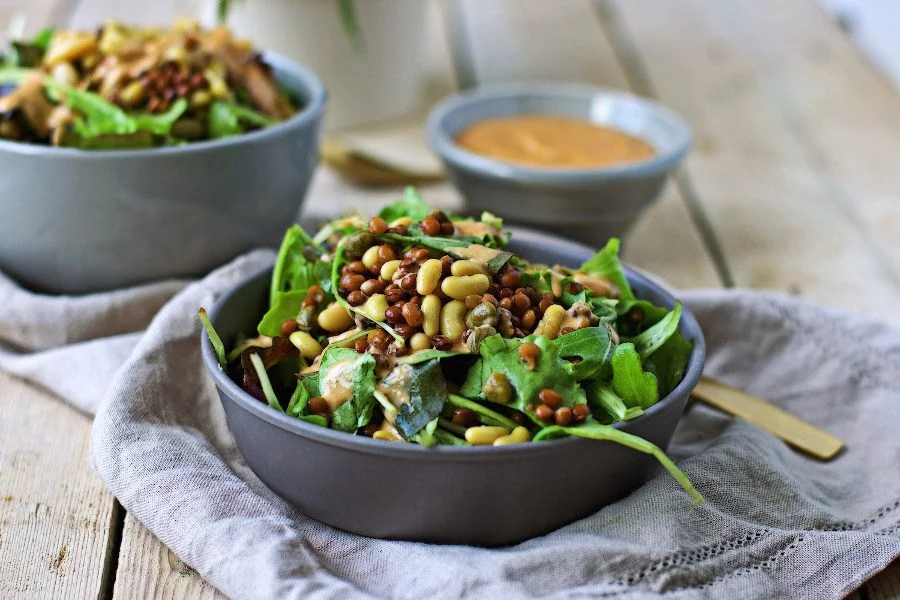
539, 296, 555, 313
400, 273, 417, 291
440, 255, 453, 275
500, 269, 522, 289
412, 248, 431, 262
368, 216, 388, 234
464, 294, 483, 310
510, 411, 530, 427
566, 281, 584, 295
512, 292, 531, 315
420, 216, 441, 236
572, 404, 591, 423
353, 338, 368, 353
482, 293, 499, 306
360, 279, 386, 296
344, 261, 366, 275
376, 245, 396, 262
560, 327, 575, 336
538, 388, 564, 409
340, 273, 365, 291
499, 288, 515, 299
368, 262, 383, 276
522, 309, 537, 329
308, 396, 329, 414
393, 323, 415, 339
518, 342, 540, 370
384, 284, 404, 303
451, 407, 477, 427
274, 318, 296, 336
347, 290, 366, 306
535, 404, 554, 421
384, 305, 404, 324
401, 302, 424, 326
430, 335, 454, 350
554, 407, 573, 426
499, 297, 513, 310
440, 222, 455, 236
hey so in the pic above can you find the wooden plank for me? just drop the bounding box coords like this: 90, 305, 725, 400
111, 513, 226, 600
597, 0, 900, 322
867, 561, 900, 600
0, 372, 115, 600
451, 0, 721, 290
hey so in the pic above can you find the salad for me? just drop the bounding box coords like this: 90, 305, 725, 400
200, 189, 702, 503
0, 20, 296, 148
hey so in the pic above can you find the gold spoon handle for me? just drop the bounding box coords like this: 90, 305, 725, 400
691, 376, 845, 461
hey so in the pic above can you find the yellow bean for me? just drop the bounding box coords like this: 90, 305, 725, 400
440, 300, 467, 341
422, 295, 442, 336
358, 294, 388, 322
380, 259, 401, 282
389, 216, 413, 228
465, 426, 510, 445
288, 331, 323, 360
451, 260, 487, 277
373, 430, 402, 442
409, 333, 431, 352
416, 258, 443, 295
361, 246, 381, 270
317, 302, 354, 333
441, 274, 491, 300
534, 304, 566, 340
493, 426, 532, 446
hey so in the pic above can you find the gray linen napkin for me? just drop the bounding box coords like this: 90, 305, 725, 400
2, 253, 899, 599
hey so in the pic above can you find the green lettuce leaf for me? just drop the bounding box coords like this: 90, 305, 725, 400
385, 359, 449, 438
611, 342, 659, 409
378, 186, 431, 223
208, 100, 274, 138
631, 302, 682, 360
579, 238, 634, 301
554, 326, 612, 380
644, 330, 693, 397
319, 347, 377, 433
583, 381, 644, 422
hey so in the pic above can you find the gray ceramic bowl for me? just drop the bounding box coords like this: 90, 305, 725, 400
201, 227, 705, 546
426, 83, 691, 246
0, 53, 326, 295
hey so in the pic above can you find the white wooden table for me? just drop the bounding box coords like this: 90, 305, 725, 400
1, 1, 898, 598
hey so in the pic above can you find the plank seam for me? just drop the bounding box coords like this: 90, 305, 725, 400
97, 499, 125, 600
592, 0, 736, 288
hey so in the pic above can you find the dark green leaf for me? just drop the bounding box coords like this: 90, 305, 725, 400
532, 421, 703, 504
197, 308, 226, 368
447, 394, 518, 430
208, 100, 274, 139
579, 238, 634, 301
611, 342, 659, 409
269, 224, 321, 304
258, 291, 306, 337
583, 381, 643, 422
378, 186, 431, 223
32, 27, 54, 50
410, 417, 439, 447
400, 349, 468, 365
298, 414, 328, 427
460, 334, 586, 416
386, 359, 449, 438
319, 347, 377, 432
286, 379, 310, 415
554, 326, 612, 380
644, 330, 693, 397
631, 302, 682, 360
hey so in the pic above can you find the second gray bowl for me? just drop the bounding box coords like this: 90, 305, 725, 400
202, 227, 705, 546
427, 83, 691, 246
0, 53, 326, 295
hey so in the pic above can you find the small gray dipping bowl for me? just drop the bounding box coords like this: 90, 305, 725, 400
202, 227, 705, 546
427, 83, 691, 247
0, 53, 326, 295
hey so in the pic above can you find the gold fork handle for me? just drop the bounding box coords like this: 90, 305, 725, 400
691, 376, 845, 461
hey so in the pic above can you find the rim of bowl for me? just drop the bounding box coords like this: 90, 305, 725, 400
0, 52, 327, 159
426, 81, 692, 186
201, 225, 706, 461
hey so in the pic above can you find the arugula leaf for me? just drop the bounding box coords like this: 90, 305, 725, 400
532, 421, 703, 504
447, 394, 518, 430
611, 343, 659, 409
208, 100, 274, 139
132, 99, 189, 135
379, 186, 431, 223
644, 330, 693, 397
319, 347, 377, 432
520, 268, 552, 293
299, 414, 328, 427
579, 238, 634, 301
384, 360, 449, 438
286, 379, 310, 415
554, 326, 612, 380
197, 308, 226, 368
410, 417, 439, 447
270, 224, 322, 304
631, 302, 682, 360
258, 291, 306, 337
460, 334, 586, 415
583, 381, 644, 422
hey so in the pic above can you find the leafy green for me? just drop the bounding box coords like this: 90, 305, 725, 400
32, 27, 54, 50
460, 334, 586, 415
583, 381, 643, 422
386, 360, 449, 438
554, 326, 613, 380
644, 331, 693, 397
319, 347, 377, 432
532, 422, 703, 504
400, 349, 468, 365
611, 343, 659, 409
197, 308, 226, 368
258, 291, 306, 337
286, 378, 309, 415
410, 417, 439, 447
631, 302, 682, 360
270, 225, 322, 301
447, 394, 518, 430
579, 238, 634, 301
434, 428, 469, 446
132, 99, 189, 135
208, 100, 274, 139
0, 66, 32, 85
379, 186, 431, 223
299, 414, 328, 427
249, 353, 283, 412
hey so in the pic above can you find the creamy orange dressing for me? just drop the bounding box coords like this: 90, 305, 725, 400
456, 244, 502, 266
456, 115, 655, 169
319, 359, 356, 411
573, 273, 620, 299
453, 221, 500, 238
